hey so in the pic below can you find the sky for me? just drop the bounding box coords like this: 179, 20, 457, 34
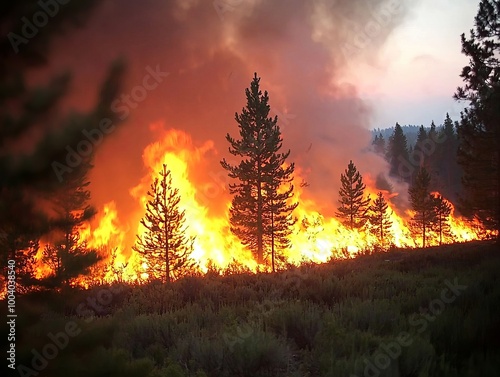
347, 0, 479, 128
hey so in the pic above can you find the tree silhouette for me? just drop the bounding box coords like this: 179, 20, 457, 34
42, 168, 100, 287
336, 160, 370, 229
368, 192, 393, 247
386, 123, 409, 181
432, 194, 453, 245
372, 133, 386, 156
409, 168, 436, 248
0, 0, 125, 291
221, 73, 297, 266
134, 164, 195, 283
454, 0, 500, 235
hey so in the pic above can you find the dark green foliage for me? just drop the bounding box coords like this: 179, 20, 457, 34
336, 160, 370, 229
0, 0, 126, 292
221, 73, 297, 266
433, 194, 453, 245
42, 167, 101, 288
409, 168, 437, 247
5, 241, 500, 377
455, 0, 500, 234
368, 192, 393, 246
386, 122, 409, 181
134, 164, 195, 283
372, 132, 386, 155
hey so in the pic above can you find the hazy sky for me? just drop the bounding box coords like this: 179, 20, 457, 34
347, 0, 479, 128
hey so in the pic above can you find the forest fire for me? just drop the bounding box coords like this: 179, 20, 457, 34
44, 126, 487, 285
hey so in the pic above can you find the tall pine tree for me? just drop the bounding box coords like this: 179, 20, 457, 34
409, 167, 436, 248
134, 164, 195, 283
0, 0, 125, 291
454, 0, 500, 235
221, 73, 297, 266
42, 166, 100, 288
368, 192, 393, 246
432, 194, 453, 245
387, 123, 409, 181
336, 160, 370, 229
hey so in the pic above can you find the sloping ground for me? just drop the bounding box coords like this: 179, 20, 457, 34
8, 240, 500, 377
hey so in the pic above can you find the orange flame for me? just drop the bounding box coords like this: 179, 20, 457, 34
32, 125, 490, 283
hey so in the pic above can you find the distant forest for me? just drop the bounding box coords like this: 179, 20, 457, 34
371, 114, 462, 206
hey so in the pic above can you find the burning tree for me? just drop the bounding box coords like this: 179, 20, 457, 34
409, 167, 436, 248
455, 0, 500, 236
368, 192, 393, 247
433, 194, 453, 245
336, 160, 370, 229
221, 73, 297, 267
134, 164, 195, 283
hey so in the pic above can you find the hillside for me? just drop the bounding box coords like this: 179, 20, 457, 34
7, 241, 500, 377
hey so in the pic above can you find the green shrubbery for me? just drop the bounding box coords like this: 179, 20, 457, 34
6, 241, 500, 376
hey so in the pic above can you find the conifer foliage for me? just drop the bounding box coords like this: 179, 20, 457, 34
368, 192, 393, 246
336, 160, 370, 229
433, 194, 453, 245
221, 73, 297, 268
42, 167, 100, 287
134, 164, 195, 283
455, 0, 500, 235
409, 167, 436, 248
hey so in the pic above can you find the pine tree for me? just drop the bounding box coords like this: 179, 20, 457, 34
134, 164, 195, 283
372, 133, 386, 156
0, 0, 125, 290
415, 125, 428, 152
409, 168, 437, 248
387, 123, 409, 181
221, 73, 297, 265
454, 0, 500, 235
336, 160, 371, 229
436, 113, 462, 202
263, 154, 298, 272
42, 167, 101, 287
368, 192, 393, 246
432, 194, 453, 245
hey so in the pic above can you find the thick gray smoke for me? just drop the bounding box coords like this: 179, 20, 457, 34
39, 0, 413, 222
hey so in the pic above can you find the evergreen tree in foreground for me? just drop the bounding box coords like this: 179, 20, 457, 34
454, 0, 500, 235
42, 166, 100, 287
409, 167, 436, 248
134, 164, 195, 283
336, 160, 370, 229
368, 192, 393, 246
221, 73, 297, 266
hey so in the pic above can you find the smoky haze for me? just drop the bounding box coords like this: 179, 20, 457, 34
35, 0, 413, 245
